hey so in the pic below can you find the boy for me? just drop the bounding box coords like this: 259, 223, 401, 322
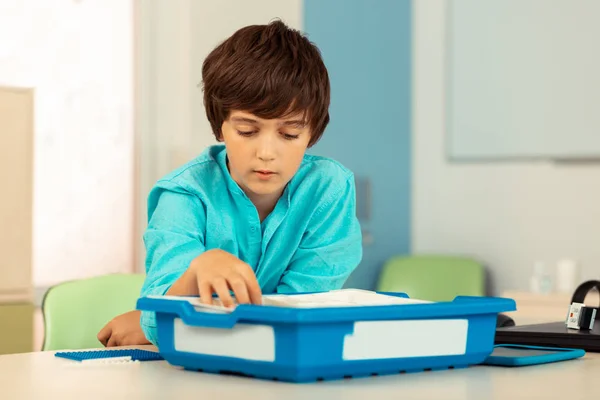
98, 20, 362, 347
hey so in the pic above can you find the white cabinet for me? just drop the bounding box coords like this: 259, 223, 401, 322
0, 86, 33, 302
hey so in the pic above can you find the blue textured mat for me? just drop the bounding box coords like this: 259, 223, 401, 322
55, 349, 163, 362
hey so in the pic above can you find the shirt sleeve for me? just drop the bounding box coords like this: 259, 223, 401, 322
276, 175, 363, 294
140, 180, 206, 345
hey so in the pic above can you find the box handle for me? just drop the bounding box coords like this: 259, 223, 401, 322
178, 303, 239, 329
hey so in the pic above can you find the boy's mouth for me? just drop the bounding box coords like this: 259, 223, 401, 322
254, 170, 276, 179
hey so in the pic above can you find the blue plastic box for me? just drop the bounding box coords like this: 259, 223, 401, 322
137, 291, 515, 383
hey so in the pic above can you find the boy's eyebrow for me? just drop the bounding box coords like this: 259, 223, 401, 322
230, 117, 259, 125
280, 120, 307, 128
231, 116, 307, 128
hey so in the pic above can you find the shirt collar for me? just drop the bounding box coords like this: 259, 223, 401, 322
215, 145, 245, 197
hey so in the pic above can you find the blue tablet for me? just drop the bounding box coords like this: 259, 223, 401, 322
483, 344, 585, 367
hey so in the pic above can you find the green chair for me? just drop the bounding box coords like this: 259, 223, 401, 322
376, 255, 485, 301
41, 273, 145, 351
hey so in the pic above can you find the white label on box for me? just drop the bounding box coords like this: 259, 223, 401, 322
343, 319, 469, 360
173, 318, 275, 361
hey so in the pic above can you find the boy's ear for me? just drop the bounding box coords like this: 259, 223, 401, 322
216, 121, 227, 142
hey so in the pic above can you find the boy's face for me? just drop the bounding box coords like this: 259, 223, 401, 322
221, 110, 311, 200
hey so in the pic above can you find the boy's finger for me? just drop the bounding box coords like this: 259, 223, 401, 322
97, 324, 111, 346
106, 335, 118, 348
228, 276, 250, 304
237, 263, 262, 304
212, 278, 235, 308
198, 279, 213, 305
242, 274, 262, 305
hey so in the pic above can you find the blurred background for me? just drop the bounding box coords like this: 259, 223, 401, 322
1, 0, 599, 354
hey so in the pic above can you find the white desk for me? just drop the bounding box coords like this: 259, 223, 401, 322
0, 346, 598, 400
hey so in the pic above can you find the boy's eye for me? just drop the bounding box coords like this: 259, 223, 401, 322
282, 133, 300, 140
236, 130, 255, 137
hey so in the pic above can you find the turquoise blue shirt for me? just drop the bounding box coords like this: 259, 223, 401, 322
140, 145, 362, 345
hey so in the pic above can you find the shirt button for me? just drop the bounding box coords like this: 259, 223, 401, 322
250, 227, 256, 232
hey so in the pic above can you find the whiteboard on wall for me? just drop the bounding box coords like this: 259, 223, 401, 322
447, 0, 600, 160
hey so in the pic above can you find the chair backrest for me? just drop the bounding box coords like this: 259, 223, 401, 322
42, 273, 145, 351
376, 255, 485, 301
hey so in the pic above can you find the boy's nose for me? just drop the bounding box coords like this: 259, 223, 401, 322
258, 151, 275, 161
256, 138, 276, 161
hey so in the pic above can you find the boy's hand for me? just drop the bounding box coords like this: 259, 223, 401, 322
167, 249, 262, 307
97, 310, 151, 347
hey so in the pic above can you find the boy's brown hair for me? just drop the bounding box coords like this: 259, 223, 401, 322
201, 20, 330, 147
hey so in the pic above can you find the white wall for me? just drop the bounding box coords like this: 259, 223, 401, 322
0, 0, 134, 288
447, 0, 600, 160
412, 1, 600, 295
135, 0, 303, 271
